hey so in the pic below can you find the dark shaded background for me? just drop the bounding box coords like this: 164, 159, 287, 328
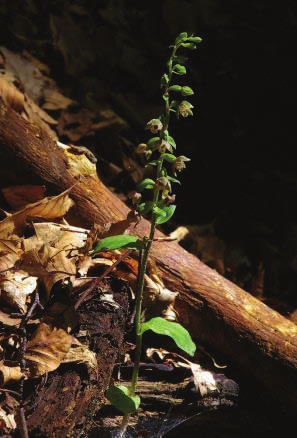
1, 0, 297, 308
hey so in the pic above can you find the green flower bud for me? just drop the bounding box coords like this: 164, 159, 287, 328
168, 85, 182, 92
181, 86, 194, 96
181, 43, 197, 50
175, 32, 188, 44
173, 64, 187, 75
187, 36, 202, 43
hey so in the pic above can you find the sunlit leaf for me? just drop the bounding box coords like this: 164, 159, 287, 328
106, 384, 141, 416
140, 317, 196, 356
92, 235, 143, 255
155, 205, 176, 224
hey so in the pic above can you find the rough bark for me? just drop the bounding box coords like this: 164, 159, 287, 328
1, 101, 297, 416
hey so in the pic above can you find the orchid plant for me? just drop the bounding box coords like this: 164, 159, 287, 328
91, 31, 202, 431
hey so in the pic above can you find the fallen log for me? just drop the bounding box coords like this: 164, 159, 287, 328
1, 100, 297, 416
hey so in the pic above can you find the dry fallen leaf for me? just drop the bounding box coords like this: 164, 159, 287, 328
0, 407, 17, 431
0, 189, 75, 239
24, 322, 74, 378
0, 238, 22, 272
0, 270, 38, 313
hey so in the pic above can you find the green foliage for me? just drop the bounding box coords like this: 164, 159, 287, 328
154, 204, 176, 224
92, 235, 143, 254
137, 178, 155, 191
106, 385, 140, 416
102, 32, 202, 424
140, 317, 196, 356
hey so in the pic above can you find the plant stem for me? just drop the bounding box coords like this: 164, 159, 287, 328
129, 44, 179, 397
130, 157, 163, 396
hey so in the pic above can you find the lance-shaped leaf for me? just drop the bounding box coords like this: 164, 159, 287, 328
160, 153, 177, 164
140, 317, 196, 356
167, 135, 176, 149
137, 178, 155, 191
106, 384, 141, 416
147, 137, 160, 149
154, 205, 176, 225
92, 235, 144, 255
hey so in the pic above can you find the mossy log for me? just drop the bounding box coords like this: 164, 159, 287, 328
1, 100, 297, 418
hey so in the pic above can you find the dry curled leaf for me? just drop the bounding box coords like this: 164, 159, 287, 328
0, 238, 22, 272
0, 189, 75, 239
0, 270, 38, 313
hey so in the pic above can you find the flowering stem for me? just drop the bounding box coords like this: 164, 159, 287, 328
129, 159, 163, 396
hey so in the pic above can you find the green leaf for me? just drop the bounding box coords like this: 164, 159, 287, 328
152, 206, 167, 221
160, 153, 177, 164
173, 64, 187, 75
106, 384, 140, 416
155, 205, 176, 224
137, 201, 154, 215
140, 317, 196, 356
92, 235, 143, 254
181, 86, 194, 96
147, 137, 160, 149
168, 85, 182, 92
175, 32, 188, 44
145, 160, 160, 167
167, 176, 181, 184
137, 178, 155, 191
167, 135, 176, 149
